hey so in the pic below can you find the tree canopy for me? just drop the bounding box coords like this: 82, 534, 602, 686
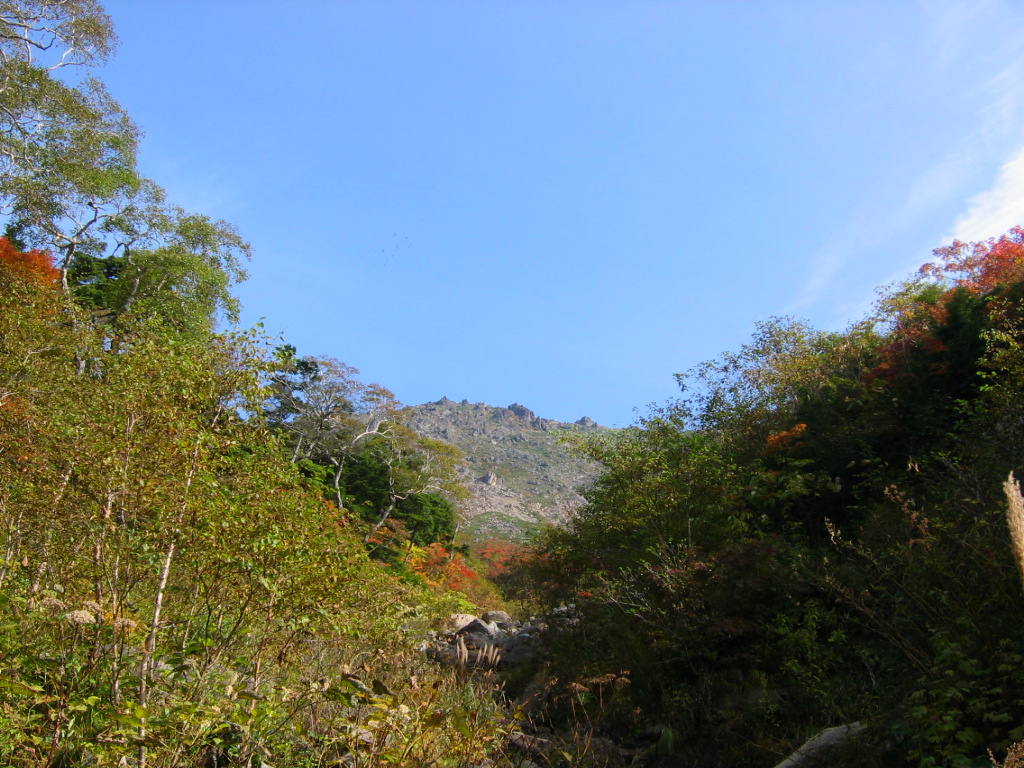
529, 227, 1024, 767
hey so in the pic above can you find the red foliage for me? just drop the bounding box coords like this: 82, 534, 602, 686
476, 538, 532, 579
443, 557, 479, 592
866, 227, 1024, 387
922, 225, 1024, 294
409, 543, 482, 592
0, 237, 60, 286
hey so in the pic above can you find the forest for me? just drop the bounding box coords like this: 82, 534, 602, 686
3, 1, 1024, 767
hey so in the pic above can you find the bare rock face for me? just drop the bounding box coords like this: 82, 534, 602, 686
406, 400, 608, 541
772, 723, 866, 768
507, 403, 536, 421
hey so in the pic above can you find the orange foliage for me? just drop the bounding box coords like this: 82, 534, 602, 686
922, 226, 1024, 295
409, 542, 481, 592
765, 423, 807, 453
0, 237, 60, 287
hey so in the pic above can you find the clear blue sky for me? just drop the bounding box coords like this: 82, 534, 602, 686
98, 0, 1024, 426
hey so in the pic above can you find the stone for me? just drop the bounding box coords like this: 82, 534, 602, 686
502, 642, 540, 666
508, 731, 552, 758
583, 735, 626, 767
772, 722, 865, 768
454, 618, 499, 638
507, 403, 536, 420
446, 613, 478, 633
482, 610, 513, 626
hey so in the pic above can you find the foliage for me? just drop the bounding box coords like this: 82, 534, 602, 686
269, 351, 469, 566
16, 3, 1024, 765
0, 194, 505, 766
531, 228, 1024, 766
0, 0, 249, 334
0, 235, 59, 283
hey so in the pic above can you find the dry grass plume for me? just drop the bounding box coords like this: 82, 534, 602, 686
1002, 472, 1024, 592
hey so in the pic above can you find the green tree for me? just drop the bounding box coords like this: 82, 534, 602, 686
0, 1, 249, 334
267, 352, 468, 559
0, 1, 137, 262
0, 241, 502, 766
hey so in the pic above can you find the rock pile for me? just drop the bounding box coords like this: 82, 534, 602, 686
424, 610, 548, 670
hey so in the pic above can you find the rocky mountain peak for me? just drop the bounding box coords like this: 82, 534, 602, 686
507, 403, 535, 421
406, 399, 607, 540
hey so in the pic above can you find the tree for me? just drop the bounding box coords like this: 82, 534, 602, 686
0, 1, 137, 258
268, 353, 403, 507
66, 194, 251, 330
397, 493, 456, 548
922, 225, 1024, 294
0, 1, 249, 333
356, 426, 465, 552
531, 229, 1024, 766
0, 0, 121, 196
267, 351, 468, 556
0, 9, 507, 759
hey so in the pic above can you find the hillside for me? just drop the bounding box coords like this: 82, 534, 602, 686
406, 398, 607, 540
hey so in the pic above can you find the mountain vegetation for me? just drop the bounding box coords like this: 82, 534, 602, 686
524, 229, 1024, 766
4, 2, 1024, 767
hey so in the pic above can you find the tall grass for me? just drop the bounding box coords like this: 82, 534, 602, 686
1002, 473, 1024, 591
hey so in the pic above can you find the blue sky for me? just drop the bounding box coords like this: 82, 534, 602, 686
98, 0, 1024, 426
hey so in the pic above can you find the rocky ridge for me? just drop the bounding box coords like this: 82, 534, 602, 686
405, 398, 608, 541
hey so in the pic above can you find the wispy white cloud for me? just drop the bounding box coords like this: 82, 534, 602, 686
909, 1, 1024, 237
787, 249, 842, 315
785, 210, 888, 319
793, 0, 1024, 317
940, 2, 1024, 242
919, 0, 994, 70
950, 144, 1024, 241
901, 151, 972, 221
975, 58, 1024, 147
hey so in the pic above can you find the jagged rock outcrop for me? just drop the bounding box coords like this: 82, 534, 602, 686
507, 403, 535, 421
406, 399, 608, 540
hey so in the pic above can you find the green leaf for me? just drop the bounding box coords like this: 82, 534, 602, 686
0, 679, 44, 695
451, 710, 472, 738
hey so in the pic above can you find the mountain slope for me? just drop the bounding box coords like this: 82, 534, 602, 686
406, 398, 607, 540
